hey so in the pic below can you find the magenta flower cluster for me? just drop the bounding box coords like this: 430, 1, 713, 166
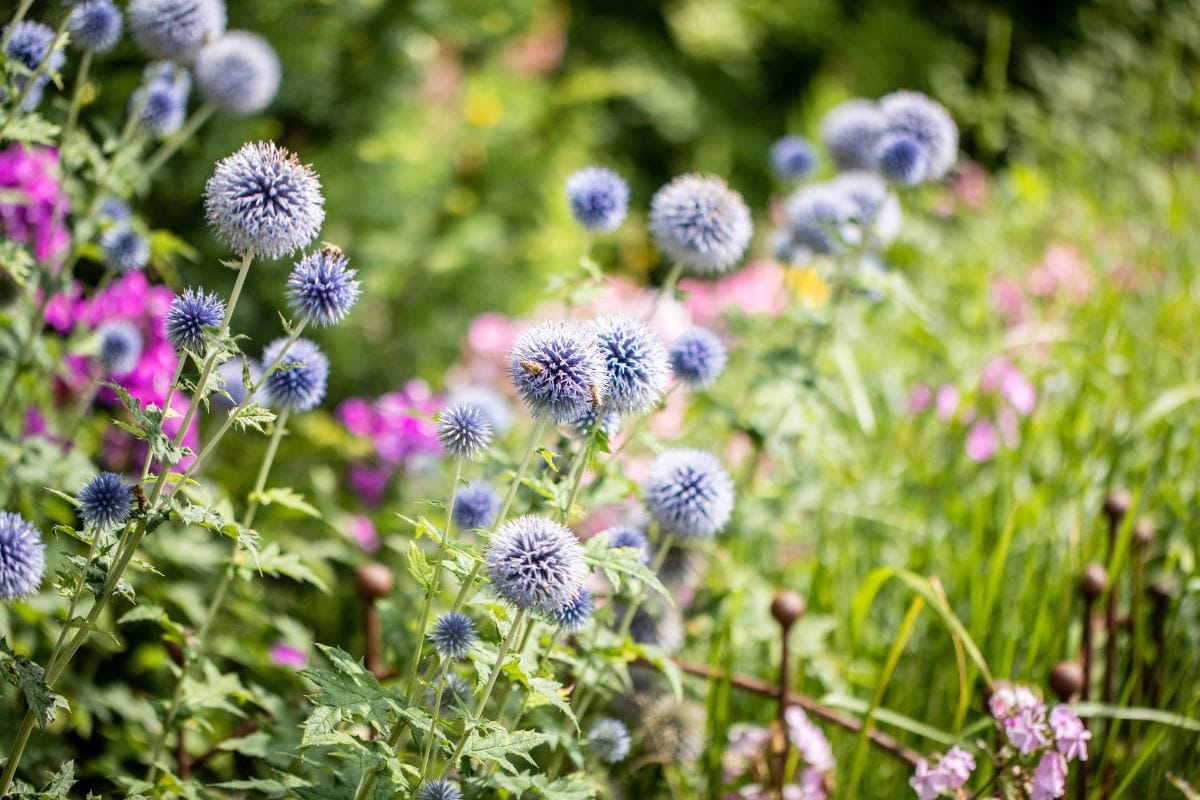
0, 144, 70, 264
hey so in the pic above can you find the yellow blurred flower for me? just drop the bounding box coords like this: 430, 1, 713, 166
785, 265, 830, 307
464, 91, 503, 128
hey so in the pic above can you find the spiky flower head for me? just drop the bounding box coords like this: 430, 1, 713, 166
0, 512, 45, 601
428, 612, 477, 660
769, 135, 817, 181
650, 174, 753, 276
587, 717, 632, 764
783, 183, 859, 256
78, 472, 134, 530
3, 21, 66, 110
569, 405, 621, 439
205, 141, 325, 259
820, 98, 886, 171
485, 515, 587, 613
166, 287, 225, 354
592, 314, 670, 415
195, 30, 280, 115
131, 61, 191, 136
97, 321, 143, 376
424, 673, 473, 714
285, 246, 360, 327
606, 524, 650, 564
627, 599, 685, 653
99, 226, 149, 273
69, 1, 124, 53
128, 0, 226, 62
415, 780, 462, 800
566, 166, 629, 232
509, 321, 609, 423
100, 196, 132, 223
644, 448, 734, 540
830, 171, 902, 244
551, 588, 593, 631
874, 131, 929, 186
262, 337, 328, 412
669, 327, 726, 389
452, 482, 500, 530
437, 402, 493, 460
877, 90, 958, 182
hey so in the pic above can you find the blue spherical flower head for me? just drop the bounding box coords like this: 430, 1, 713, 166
820, 98, 886, 171
97, 321, 143, 376
128, 0, 226, 62
452, 482, 500, 530
3, 21, 66, 110
131, 61, 191, 136
551, 588, 593, 631
509, 321, 609, 424
216, 357, 263, 410
485, 515, 587, 613
569, 404, 622, 439
874, 131, 930, 186
644, 448, 734, 540
205, 141, 326, 259
69, 1, 124, 53
428, 612, 477, 660
650, 174, 753, 276
587, 717, 632, 764
770, 135, 817, 181
437, 401, 493, 460
566, 166, 629, 232
592, 314, 670, 415
196, 30, 280, 115
78, 472, 134, 530
669, 327, 726, 389
99, 226, 150, 273
0, 512, 45, 601
262, 337, 329, 412
606, 524, 650, 564
783, 183, 859, 256
415, 779, 462, 800
831, 171, 902, 244
425, 673, 473, 713
285, 245, 360, 327
99, 196, 132, 224
877, 90, 958, 181
166, 287, 226, 354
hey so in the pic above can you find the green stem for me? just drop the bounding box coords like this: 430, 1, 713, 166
560, 403, 607, 523
643, 261, 684, 322
144, 103, 215, 175
63, 48, 92, 144
0, 4, 69, 141
402, 458, 464, 702
0, 0, 36, 52
140, 358, 186, 482
418, 658, 454, 782
507, 628, 562, 729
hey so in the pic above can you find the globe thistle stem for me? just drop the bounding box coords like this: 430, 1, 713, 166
644, 261, 684, 323
402, 457, 465, 703
560, 402, 609, 523
63, 48, 93, 144
418, 657, 455, 782
438, 608, 529, 778
0, 6, 70, 140
145, 102, 216, 175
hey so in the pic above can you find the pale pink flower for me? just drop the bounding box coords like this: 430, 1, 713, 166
996, 406, 1021, 449
909, 759, 943, 800
909, 382, 933, 415
1049, 704, 1091, 762
682, 260, 787, 324
953, 162, 989, 211
1027, 244, 1093, 303
349, 514, 379, 552
965, 420, 998, 462
909, 746, 975, 799
935, 385, 959, 420
1004, 707, 1050, 754
784, 706, 835, 771
268, 643, 308, 669
1030, 751, 1068, 800
991, 276, 1028, 327
723, 724, 770, 781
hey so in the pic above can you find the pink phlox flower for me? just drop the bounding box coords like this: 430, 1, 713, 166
1004, 706, 1050, 754
1030, 751, 1068, 800
965, 419, 998, 463
784, 706, 835, 771
1049, 704, 1090, 762
935, 384, 959, 420
0, 143, 70, 264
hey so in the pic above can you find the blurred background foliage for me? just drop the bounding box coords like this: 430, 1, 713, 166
72, 0, 1200, 397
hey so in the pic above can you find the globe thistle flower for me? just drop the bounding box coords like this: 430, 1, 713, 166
447, 385, 513, 434
877, 90, 958, 182
78, 472, 134, 530
205, 141, 325, 260
508, 321, 609, 424
437, 402, 493, 460
69, 1, 124, 53
99, 226, 149, 273
195, 30, 280, 116
644, 696, 704, 763
586, 717, 632, 764
428, 612, 478, 660
485, 515, 587, 613
3, 21, 66, 110
99, 196, 132, 224
769, 136, 817, 181
626, 599, 684, 654
131, 61, 191, 136
569, 405, 622, 439
424, 673, 473, 714
644, 448, 734, 540
261, 337, 328, 412
783, 183, 859, 256
592, 315, 670, 415
830, 171, 902, 244
658, 542, 707, 592
166, 287, 225, 354
216, 357, 263, 410
128, 0, 226, 62
0, 512, 45, 601
669, 327, 726, 389
96, 321, 143, 376
415, 779, 462, 800
566, 166, 629, 233
452, 482, 500, 530
874, 131, 929, 187
551, 588, 593, 631
820, 98, 886, 171
650, 174, 753, 276
606, 524, 650, 564
284, 246, 360, 327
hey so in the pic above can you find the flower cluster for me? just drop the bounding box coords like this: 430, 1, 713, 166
0, 143, 70, 264
337, 381, 444, 505
912, 357, 1037, 463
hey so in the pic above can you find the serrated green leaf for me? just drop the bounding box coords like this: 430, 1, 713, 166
249, 486, 320, 518
0, 638, 69, 729
457, 725, 551, 773
406, 540, 433, 591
